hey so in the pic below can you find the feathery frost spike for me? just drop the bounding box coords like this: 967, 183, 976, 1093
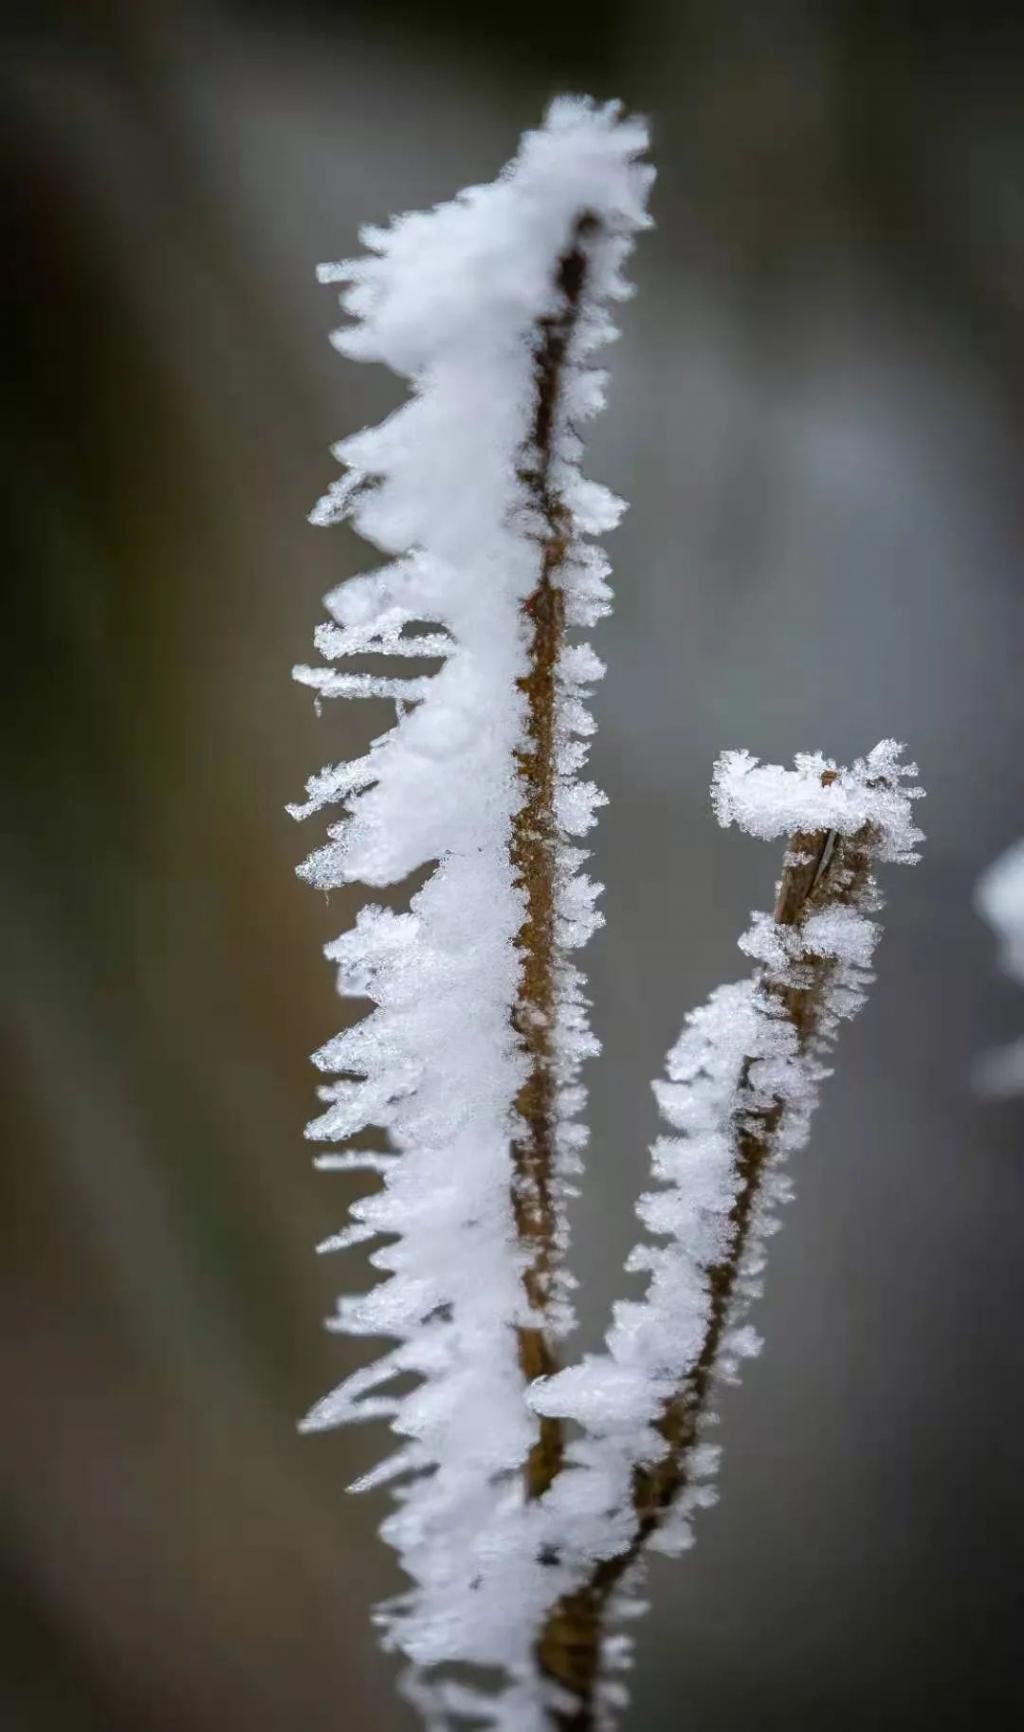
290, 98, 652, 1721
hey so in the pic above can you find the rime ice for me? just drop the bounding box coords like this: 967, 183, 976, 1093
289, 95, 924, 1732
530, 744, 923, 1602
712, 740, 924, 863
291, 98, 651, 1725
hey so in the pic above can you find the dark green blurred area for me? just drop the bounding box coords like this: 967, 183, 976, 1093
3, 3, 1024, 1729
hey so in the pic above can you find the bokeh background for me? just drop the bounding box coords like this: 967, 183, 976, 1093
4, 2, 1024, 1728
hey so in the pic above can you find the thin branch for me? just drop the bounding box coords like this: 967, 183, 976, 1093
510, 215, 598, 1499
535, 805, 879, 1727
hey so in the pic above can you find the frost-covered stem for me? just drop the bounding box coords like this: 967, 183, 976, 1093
512, 215, 598, 1498
291, 104, 653, 1722
535, 809, 877, 1729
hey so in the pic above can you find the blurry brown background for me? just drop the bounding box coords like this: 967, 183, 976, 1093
3, 2, 1023, 1728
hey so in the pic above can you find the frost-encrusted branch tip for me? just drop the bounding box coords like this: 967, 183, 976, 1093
712, 739, 924, 862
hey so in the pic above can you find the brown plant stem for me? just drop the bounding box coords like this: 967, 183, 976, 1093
535, 809, 879, 1729
510, 213, 598, 1500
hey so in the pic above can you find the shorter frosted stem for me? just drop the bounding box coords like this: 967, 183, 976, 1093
535, 814, 878, 1729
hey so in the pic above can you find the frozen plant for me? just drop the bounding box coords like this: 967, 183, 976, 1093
288, 98, 925, 1732
975, 840, 1024, 1094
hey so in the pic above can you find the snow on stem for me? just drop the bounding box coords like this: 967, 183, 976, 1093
530, 745, 924, 1728
289, 87, 926, 1732
290, 98, 652, 1709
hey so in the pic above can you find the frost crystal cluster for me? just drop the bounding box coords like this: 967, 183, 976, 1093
289, 98, 924, 1732
976, 839, 1024, 1094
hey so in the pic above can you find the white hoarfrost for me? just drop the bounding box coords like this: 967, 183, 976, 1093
531, 745, 924, 1568
291, 93, 925, 1732
291, 99, 652, 1724
976, 838, 1024, 1094
711, 740, 924, 862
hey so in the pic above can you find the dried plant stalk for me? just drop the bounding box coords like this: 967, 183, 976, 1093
511, 215, 597, 1498
290, 100, 923, 1732
536, 809, 879, 1729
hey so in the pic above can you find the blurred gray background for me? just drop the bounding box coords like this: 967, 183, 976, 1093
3, 2, 1023, 1728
